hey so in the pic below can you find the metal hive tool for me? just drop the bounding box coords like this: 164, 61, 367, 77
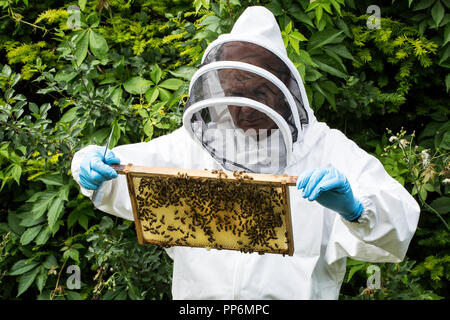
111, 164, 297, 256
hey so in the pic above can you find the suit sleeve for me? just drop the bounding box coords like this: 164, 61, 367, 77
324, 129, 421, 265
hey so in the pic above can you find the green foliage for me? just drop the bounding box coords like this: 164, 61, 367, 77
0, 0, 448, 300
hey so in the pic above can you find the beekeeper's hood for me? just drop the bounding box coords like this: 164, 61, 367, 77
183, 6, 316, 174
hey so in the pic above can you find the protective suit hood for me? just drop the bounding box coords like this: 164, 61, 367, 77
183, 6, 317, 173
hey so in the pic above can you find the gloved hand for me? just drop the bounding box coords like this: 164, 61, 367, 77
79, 146, 120, 190
296, 167, 363, 221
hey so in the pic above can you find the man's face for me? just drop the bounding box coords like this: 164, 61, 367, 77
218, 43, 289, 132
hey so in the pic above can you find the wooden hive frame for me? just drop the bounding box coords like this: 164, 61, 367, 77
111, 164, 297, 256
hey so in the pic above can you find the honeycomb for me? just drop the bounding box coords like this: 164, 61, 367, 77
122, 167, 294, 256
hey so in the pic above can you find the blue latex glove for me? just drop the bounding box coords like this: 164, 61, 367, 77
296, 167, 363, 221
79, 146, 120, 190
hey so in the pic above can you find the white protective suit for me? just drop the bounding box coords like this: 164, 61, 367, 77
71, 6, 420, 299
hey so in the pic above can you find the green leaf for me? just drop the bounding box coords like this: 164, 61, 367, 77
413, 0, 436, 10
439, 43, 450, 64
37, 174, 63, 186
89, 30, 109, 59
60, 107, 79, 123
159, 79, 185, 91
34, 226, 51, 245
111, 86, 123, 106
20, 225, 43, 245
297, 50, 318, 67
143, 120, 154, 139
285, 21, 293, 34
74, 30, 89, 66
439, 130, 450, 149
265, 0, 283, 16
1, 64, 12, 77
150, 65, 162, 84
63, 248, 80, 263
346, 263, 366, 283
307, 29, 345, 51
145, 87, 159, 104
431, 196, 450, 214
325, 44, 354, 60
110, 122, 121, 149
431, 0, 445, 26
444, 24, 450, 46
312, 55, 348, 78
305, 67, 323, 82
158, 87, 172, 102
315, 6, 323, 25
55, 69, 77, 83
66, 291, 83, 300
169, 66, 197, 80
8, 213, 24, 235
78, 0, 87, 11
17, 268, 40, 297
36, 268, 48, 293
123, 76, 152, 95
9, 259, 40, 276
19, 212, 45, 227
30, 192, 57, 219
10, 164, 22, 184
47, 198, 64, 232
291, 11, 314, 28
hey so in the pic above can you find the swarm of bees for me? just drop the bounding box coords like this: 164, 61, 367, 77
132, 169, 292, 255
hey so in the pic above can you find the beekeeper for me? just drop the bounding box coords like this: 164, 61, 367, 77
71, 6, 420, 299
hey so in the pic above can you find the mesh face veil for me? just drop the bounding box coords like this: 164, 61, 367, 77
183, 41, 307, 174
